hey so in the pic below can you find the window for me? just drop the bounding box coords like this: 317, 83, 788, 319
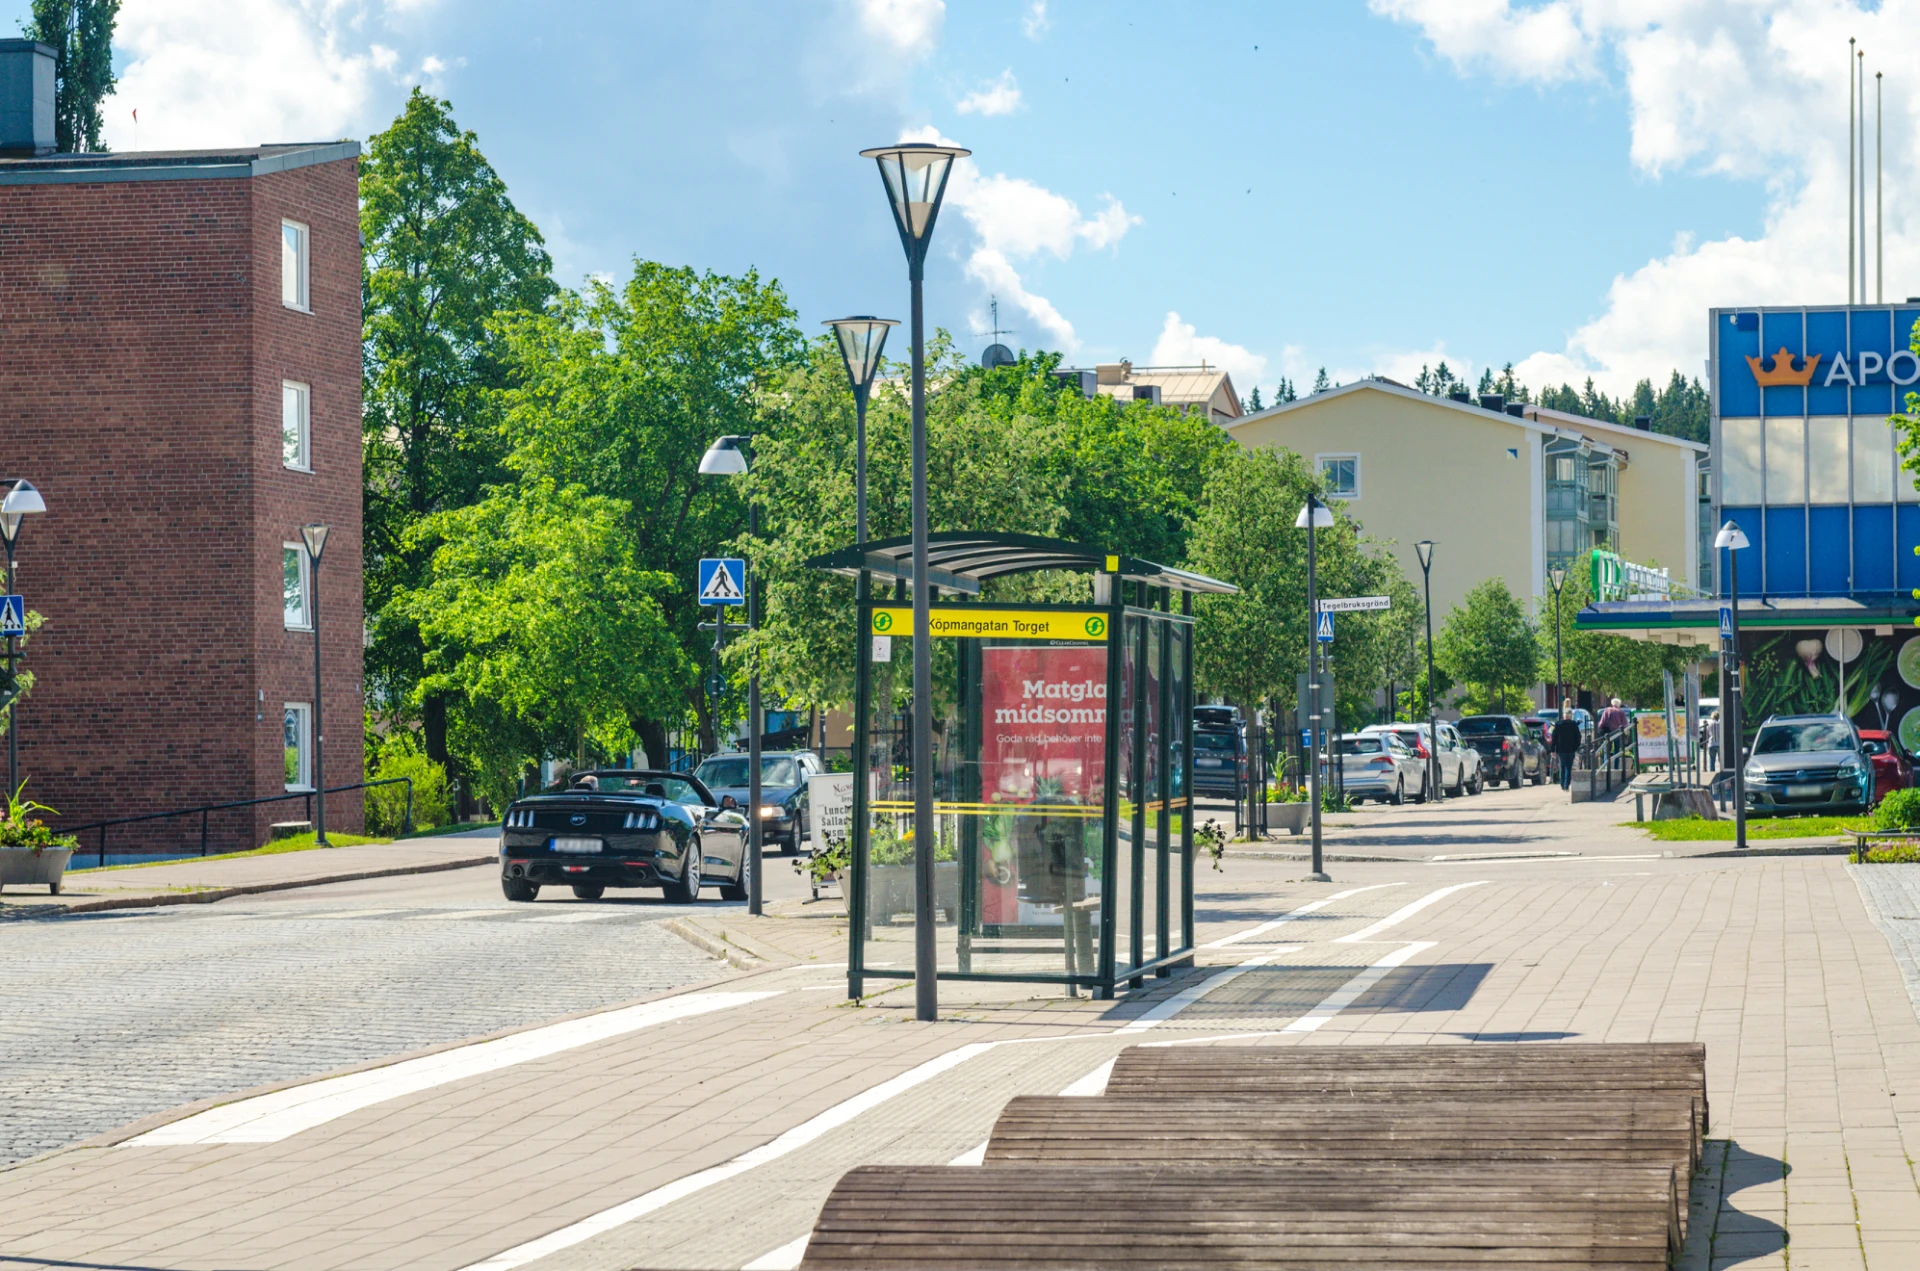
1808, 417, 1849, 503
1721, 418, 1762, 503
1763, 416, 1805, 504
284, 704, 312, 790
281, 220, 309, 311
282, 381, 310, 471
1854, 416, 1894, 502
283, 544, 310, 630
1316, 454, 1359, 499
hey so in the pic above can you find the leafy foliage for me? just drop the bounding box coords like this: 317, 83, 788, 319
23, 0, 117, 153
0, 780, 76, 850
1537, 568, 1693, 706
1873, 789, 1920, 831
1436, 578, 1539, 713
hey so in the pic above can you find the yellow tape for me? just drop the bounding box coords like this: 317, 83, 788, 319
869, 607, 1110, 641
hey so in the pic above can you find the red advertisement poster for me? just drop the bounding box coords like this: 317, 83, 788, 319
978, 646, 1108, 924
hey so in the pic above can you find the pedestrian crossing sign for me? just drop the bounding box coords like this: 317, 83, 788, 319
1718, 606, 1733, 639
0, 595, 21, 638
1316, 610, 1334, 643
698, 559, 746, 606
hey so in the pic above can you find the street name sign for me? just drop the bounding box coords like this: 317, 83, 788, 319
698, 558, 746, 606
869, 606, 1108, 642
1317, 595, 1391, 613
0, 595, 22, 638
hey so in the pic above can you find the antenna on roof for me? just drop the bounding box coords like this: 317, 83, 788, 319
976, 295, 1018, 369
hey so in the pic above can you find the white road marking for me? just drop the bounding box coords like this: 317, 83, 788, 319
742, 1235, 811, 1270
945, 1057, 1114, 1170
1334, 881, 1488, 943
1282, 940, 1437, 1034
411, 910, 501, 921
524, 911, 621, 924
1203, 883, 1404, 947
126, 991, 782, 1146
1115, 946, 1303, 1032
1428, 851, 1573, 861
295, 909, 402, 920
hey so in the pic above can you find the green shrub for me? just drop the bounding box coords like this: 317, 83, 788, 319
366, 752, 452, 834
1874, 788, 1920, 831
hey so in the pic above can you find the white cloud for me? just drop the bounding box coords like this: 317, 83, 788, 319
1376, 1, 1920, 394
1149, 312, 1268, 389
102, 0, 389, 151
1022, 1, 1051, 39
858, 0, 945, 58
1365, 344, 1476, 389
900, 124, 1140, 355
956, 69, 1022, 116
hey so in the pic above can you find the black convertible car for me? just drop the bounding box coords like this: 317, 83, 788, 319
497, 769, 750, 903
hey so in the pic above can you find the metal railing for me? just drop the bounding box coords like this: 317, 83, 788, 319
1579, 729, 1637, 796
65, 777, 414, 869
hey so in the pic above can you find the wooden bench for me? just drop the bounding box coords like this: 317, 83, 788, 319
800, 1162, 1681, 1269
1105, 1041, 1709, 1158
1846, 828, 1920, 862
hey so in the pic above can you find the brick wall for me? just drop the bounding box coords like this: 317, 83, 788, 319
0, 155, 364, 852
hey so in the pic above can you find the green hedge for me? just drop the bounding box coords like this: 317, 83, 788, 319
366, 752, 452, 834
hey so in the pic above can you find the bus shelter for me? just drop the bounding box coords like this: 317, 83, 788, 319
806, 532, 1237, 1000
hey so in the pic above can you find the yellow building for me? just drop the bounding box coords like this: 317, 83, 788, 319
1225, 378, 1708, 620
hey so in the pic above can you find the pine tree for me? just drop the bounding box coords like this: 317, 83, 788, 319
1276, 377, 1297, 403
1311, 367, 1330, 393
24, 0, 118, 153
1247, 386, 1263, 412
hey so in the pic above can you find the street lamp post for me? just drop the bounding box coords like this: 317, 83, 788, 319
699, 435, 765, 915
1548, 566, 1567, 714
0, 479, 47, 797
1713, 521, 1750, 851
300, 523, 330, 846
1296, 494, 1334, 883
861, 139, 968, 1022
1415, 540, 1439, 802
824, 317, 899, 560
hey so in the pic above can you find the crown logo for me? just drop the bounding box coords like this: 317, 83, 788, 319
1746, 347, 1821, 387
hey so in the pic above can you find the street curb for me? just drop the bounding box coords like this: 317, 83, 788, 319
665, 918, 769, 969
6, 854, 496, 918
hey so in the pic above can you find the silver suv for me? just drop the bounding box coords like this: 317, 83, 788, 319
1742, 713, 1872, 817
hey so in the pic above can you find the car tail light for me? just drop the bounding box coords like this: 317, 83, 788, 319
1501, 740, 1512, 754
1369, 757, 1394, 768
1414, 740, 1429, 758
623, 809, 661, 831
506, 808, 534, 828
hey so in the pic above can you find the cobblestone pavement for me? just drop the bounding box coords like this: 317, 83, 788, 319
0, 891, 724, 1165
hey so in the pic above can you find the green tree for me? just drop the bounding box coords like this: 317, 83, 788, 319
1274, 377, 1297, 403
1436, 578, 1540, 712
23, 0, 117, 153
491, 261, 803, 757
1537, 569, 1700, 706
361, 90, 555, 762
398, 483, 690, 807
1311, 367, 1330, 394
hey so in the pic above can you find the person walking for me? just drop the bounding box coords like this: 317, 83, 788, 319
1596, 697, 1629, 736
1705, 709, 1723, 772
1551, 709, 1583, 791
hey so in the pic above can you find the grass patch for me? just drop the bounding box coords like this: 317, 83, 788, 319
1624, 815, 1874, 842
68, 831, 393, 873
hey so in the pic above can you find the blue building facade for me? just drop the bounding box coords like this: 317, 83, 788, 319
1711, 304, 1920, 604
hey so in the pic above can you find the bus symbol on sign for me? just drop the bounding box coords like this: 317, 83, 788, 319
872, 611, 894, 633
1083, 615, 1106, 638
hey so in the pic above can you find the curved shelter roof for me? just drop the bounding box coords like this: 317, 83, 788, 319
805, 530, 1237, 596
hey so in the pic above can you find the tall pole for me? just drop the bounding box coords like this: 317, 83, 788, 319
1305, 494, 1327, 882
1877, 71, 1884, 304
3, 538, 15, 796
1553, 588, 1564, 711
1727, 546, 1746, 852
1859, 49, 1868, 302
1419, 551, 1439, 802
747, 496, 763, 916
310, 550, 327, 846
909, 256, 936, 1021
1850, 38, 1857, 304
855, 383, 869, 551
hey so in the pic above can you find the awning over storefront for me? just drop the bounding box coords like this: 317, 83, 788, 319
1576, 595, 1918, 643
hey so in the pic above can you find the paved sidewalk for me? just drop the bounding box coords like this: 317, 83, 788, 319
0, 826, 499, 918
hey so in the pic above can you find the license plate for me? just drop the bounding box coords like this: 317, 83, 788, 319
1784, 784, 1824, 799
1197, 758, 1222, 768
550, 837, 603, 854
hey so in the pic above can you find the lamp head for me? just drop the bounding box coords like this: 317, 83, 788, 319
699, 435, 752, 477
301, 523, 329, 562
1549, 566, 1566, 592
0, 479, 45, 550
1293, 502, 1335, 530
858, 142, 969, 259
1414, 540, 1435, 570
823, 316, 898, 392
1712, 521, 1750, 551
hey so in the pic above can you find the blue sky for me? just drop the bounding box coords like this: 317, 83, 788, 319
20, 0, 1905, 399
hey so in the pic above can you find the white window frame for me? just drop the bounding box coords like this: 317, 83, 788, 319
1315, 452, 1360, 499
284, 702, 312, 791
281, 219, 310, 311
283, 543, 311, 630
282, 380, 311, 471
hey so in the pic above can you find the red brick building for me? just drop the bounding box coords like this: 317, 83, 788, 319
0, 63, 364, 850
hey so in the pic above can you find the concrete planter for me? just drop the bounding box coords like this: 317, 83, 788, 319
869, 861, 960, 923
0, 847, 71, 894
1265, 802, 1311, 836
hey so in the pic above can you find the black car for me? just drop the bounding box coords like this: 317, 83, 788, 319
498, 769, 750, 903
1191, 725, 1245, 796
694, 752, 815, 853
1453, 715, 1549, 788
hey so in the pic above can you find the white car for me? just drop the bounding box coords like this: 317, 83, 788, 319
1336, 732, 1429, 804
1360, 723, 1482, 797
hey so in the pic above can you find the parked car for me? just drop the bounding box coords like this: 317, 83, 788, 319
694, 752, 816, 852
498, 769, 749, 903
1859, 730, 1911, 804
1336, 732, 1428, 804
1359, 723, 1478, 798
1742, 714, 1873, 816
1442, 722, 1485, 794
1195, 704, 1244, 732
1192, 724, 1246, 796
1454, 714, 1549, 788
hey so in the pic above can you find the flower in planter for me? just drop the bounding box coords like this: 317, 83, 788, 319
0, 781, 78, 853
